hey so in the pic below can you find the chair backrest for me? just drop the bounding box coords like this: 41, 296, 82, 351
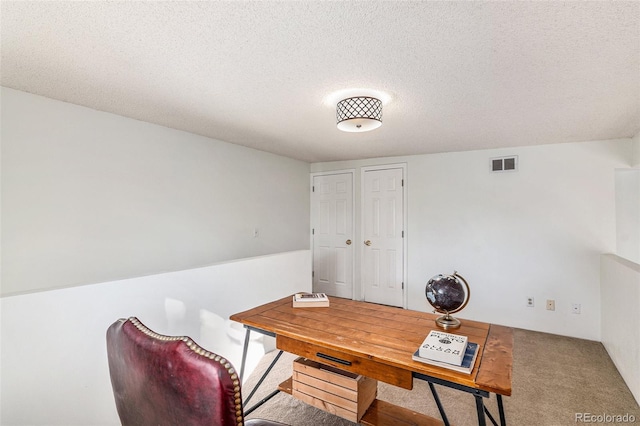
106, 317, 243, 426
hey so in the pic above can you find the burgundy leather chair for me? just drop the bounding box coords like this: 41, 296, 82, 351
106, 317, 285, 426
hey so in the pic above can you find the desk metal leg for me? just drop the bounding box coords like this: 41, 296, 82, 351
428, 382, 450, 426
484, 405, 499, 426
475, 395, 487, 426
244, 389, 280, 417
482, 393, 506, 426
237, 325, 284, 416
243, 350, 283, 406
242, 354, 283, 415
497, 394, 506, 426
239, 327, 252, 381
414, 372, 501, 426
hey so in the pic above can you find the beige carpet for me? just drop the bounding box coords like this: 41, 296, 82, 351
243, 328, 640, 426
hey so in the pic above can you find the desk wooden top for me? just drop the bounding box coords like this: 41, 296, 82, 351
230, 295, 512, 396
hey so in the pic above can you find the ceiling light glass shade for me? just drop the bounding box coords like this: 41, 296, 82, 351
336, 97, 383, 132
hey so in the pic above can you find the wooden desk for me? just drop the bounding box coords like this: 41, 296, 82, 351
230, 296, 512, 426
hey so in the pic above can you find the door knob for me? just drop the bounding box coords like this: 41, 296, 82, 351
364, 240, 372, 246
346, 239, 352, 245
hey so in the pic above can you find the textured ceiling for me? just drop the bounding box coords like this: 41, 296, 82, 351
2, 1, 639, 163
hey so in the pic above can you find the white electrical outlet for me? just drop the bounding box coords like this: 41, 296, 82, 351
546, 300, 555, 311
572, 303, 581, 314
526, 296, 534, 307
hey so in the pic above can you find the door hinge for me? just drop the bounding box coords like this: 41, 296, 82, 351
402, 230, 404, 238
402, 282, 404, 290
312, 185, 315, 192
312, 228, 315, 235
312, 271, 315, 278
402, 179, 404, 187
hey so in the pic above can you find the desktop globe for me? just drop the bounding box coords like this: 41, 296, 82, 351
425, 271, 470, 330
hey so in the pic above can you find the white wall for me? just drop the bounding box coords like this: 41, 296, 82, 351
0, 250, 312, 426
607, 132, 640, 406
616, 169, 640, 264
1, 88, 310, 295
600, 254, 640, 405
312, 139, 630, 340
632, 132, 640, 167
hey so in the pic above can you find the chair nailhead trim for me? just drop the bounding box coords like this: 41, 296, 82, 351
126, 317, 245, 425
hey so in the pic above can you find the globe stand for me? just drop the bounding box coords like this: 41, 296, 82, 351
435, 312, 461, 330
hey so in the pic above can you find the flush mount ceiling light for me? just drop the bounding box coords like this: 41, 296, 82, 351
336, 96, 383, 132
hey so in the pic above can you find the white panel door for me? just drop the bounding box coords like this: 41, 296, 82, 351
362, 168, 404, 307
312, 173, 353, 298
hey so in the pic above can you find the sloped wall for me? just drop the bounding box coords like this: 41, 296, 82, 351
1, 88, 310, 295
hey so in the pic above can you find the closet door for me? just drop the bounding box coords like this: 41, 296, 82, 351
312, 173, 353, 299
362, 167, 404, 307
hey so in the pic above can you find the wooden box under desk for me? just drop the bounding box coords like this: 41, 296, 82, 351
291, 357, 377, 423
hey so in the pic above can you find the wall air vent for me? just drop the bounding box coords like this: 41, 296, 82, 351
491, 156, 518, 173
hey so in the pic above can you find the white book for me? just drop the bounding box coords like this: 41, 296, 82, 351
293, 292, 329, 302
292, 292, 329, 307
413, 342, 479, 374
418, 330, 468, 366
